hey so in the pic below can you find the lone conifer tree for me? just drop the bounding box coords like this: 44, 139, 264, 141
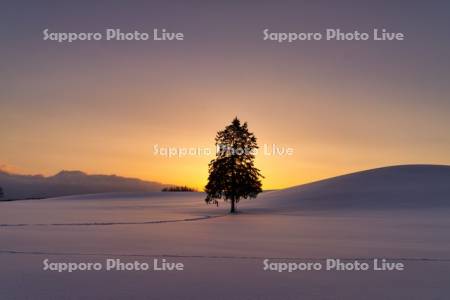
205, 118, 263, 213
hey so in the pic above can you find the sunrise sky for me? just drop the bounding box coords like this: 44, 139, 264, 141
1, 1, 450, 189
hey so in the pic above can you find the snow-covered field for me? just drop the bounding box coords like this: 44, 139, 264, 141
1, 165, 450, 299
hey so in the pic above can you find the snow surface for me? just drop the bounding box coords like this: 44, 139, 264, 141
0, 165, 449, 299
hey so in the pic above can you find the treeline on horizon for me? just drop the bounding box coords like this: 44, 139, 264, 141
161, 186, 198, 192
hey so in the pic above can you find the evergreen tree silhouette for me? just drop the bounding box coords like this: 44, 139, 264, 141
205, 118, 263, 213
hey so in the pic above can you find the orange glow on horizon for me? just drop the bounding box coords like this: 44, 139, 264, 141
2, 44, 450, 189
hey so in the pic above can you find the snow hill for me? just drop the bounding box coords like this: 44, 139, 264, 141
251, 165, 450, 211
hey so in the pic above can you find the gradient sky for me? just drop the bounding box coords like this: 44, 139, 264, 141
1, 1, 450, 189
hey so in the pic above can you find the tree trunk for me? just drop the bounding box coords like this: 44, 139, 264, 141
230, 198, 236, 213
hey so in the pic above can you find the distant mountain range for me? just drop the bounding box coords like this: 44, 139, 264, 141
0, 170, 167, 200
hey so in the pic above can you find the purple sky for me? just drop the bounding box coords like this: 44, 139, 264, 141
1, 1, 450, 188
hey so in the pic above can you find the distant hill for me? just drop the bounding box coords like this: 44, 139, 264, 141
0, 170, 167, 200
250, 165, 450, 211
